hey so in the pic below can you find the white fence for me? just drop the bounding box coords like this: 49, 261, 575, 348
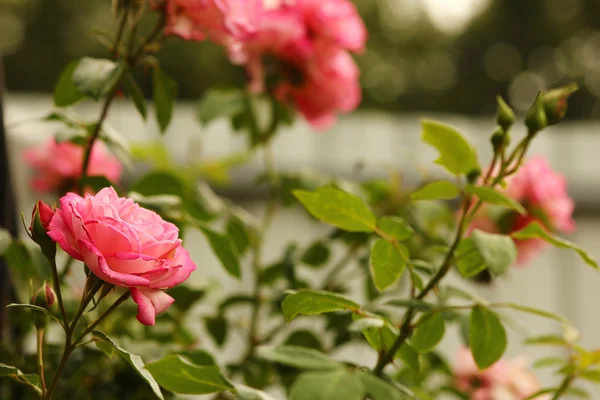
5, 94, 600, 396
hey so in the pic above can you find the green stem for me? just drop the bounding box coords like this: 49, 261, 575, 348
74, 291, 131, 344
36, 328, 47, 397
49, 258, 68, 329
44, 339, 72, 400
552, 374, 575, 400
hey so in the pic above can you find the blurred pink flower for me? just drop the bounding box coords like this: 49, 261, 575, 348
454, 347, 547, 400
46, 187, 197, 325
24, 138, 122, 195
468, 156, 575, 266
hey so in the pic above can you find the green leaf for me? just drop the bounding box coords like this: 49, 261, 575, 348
226, 217, 250, 256
300, 241, 331, 267
79, 175, 115, 194
580, 370, 600, 382
123, 74, 147, 120
197, 88, 246, 125
384, 299, 436, 311
471, 229, 517, 276
168, 285, 205, 313
469, 306, 507, 369
357, 371, 412, 400
532, 356, 564, 369
421, 120, 479, 175
235, 385, 277, 400
412, 312, 445, 353
53, 60, 85, 107
72, 57, 124, 100
290, 370, 365, 400
281, 289, 360, 322
464, 185, 526, 215
378, 216, 414, 241
200, 227, 241, 278
512, 222, 598, 269
411, 181, 459, 201
524, 335, 568, 347
293, 187, 376, 232
359, 319, 420, 371
0, 228, 12, 256
205, 315, 228, 347
369, 239, 408, 291
179, 349, 217, 366
145, 355, 233, 395
500, 303, 569, 324
257, 345, 342, 370
0, 363, 42, 394
348, 317, 385, 332
92, 331, 164, 399
455, 238, 486, 278
6, 303, 61, 325
153, 66, 178, 133
130, 170, 185, 197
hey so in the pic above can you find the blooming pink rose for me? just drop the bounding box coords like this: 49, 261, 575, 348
46, 187, 197, 325
453, 348, 546, 400
468, 156, 575, 266
24, 138, 122, 194
294, 0, 367, 52
163, 0, 259, 43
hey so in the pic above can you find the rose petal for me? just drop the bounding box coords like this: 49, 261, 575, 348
130, 287, 175, 326
147, 247, 197, 289
47, 210, 83, 260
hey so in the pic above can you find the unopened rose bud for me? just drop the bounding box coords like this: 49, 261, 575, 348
496, 96, 515, 132
540, 83, 578, 126
44, 282, 56, 307
525, 93, 547, 135
490, 125, 510, 153
30, 201, 56, 260
32, 282, 56, 329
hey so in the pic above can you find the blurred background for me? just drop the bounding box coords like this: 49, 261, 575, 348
1, 0, 600, 394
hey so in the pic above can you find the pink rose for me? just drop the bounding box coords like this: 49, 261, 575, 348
468, 157, 575, 266
453, 348, 546, 400
24, 138, 122, 194
46, 187, 197, 325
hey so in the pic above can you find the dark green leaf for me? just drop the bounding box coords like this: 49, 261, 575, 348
153, 66, 178, 133
197, 88, 246, 125
293, 187, 376, 232
124, 74, 147, 120
500, 303, 569, 324
6, 303, 61, 325
130, 170, 185, 197
200, 227, 241, 278
455, 238, 486, 278
53, 60, 84, 107
412, 312, 445, 353
359, 319, 420, 371
378, 216, 414, 241
72, 57, 124, 100
168, 285, 205, 313
180, 349, 217, 366
235, 384, 277, 400
145, 355, 233, 395
471, 229, 517, 276
512, 222, 598, 269
0, 363, 42, 394
205, 315, 228, 347
469, 306, 507, 369
290, 370, 365, 400
465, 185, 526, 215
411, 181, 459, 201
369, 239, 408, 291
421, 120, 480, 175
281, 289, 360, 322
226, 217, 250, 256
92, 331, 164, 399
257, 345, 342, 370
284, 330, 324, 351
357, 371, 412, 400
300, 241, 330, 267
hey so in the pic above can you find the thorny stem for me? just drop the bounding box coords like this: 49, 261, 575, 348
36, 329, 47, 396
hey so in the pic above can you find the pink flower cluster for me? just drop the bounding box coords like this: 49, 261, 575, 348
454, 347, 548, 400
44, 187, 197, 325
161, 0, 367, 130
470, 157, 575, 266
24, 138, 122, 195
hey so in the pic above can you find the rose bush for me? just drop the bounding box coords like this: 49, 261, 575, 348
46, 187, 196, 325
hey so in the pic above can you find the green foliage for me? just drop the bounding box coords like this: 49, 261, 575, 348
226, 216, 251, 256
378, 216, 414, 241
197, 88, 246, 125
200, 227, 241, 278
123, 74, 147, 120
289, 369, 365, 400
421, 120, 480, 176
205, 315, 228, 347
411, 181, 459, 201
294, 187, 376, 232
464, 185, 526, 215
512, 222, 598, 269
471, 229, 517, 276
53, 60, 85, 107
72, 57, 124, 100
0, 363, 42, 395
152, 66, 178, 133
257, 346, 342, 370
369, 239, 408, 291
412, 312, 445, 353
300, 241, 330, 267
92, 331, 165, 399
469, 306, 507, 369
281, 290, 360, 322
145, 355, 233, 395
